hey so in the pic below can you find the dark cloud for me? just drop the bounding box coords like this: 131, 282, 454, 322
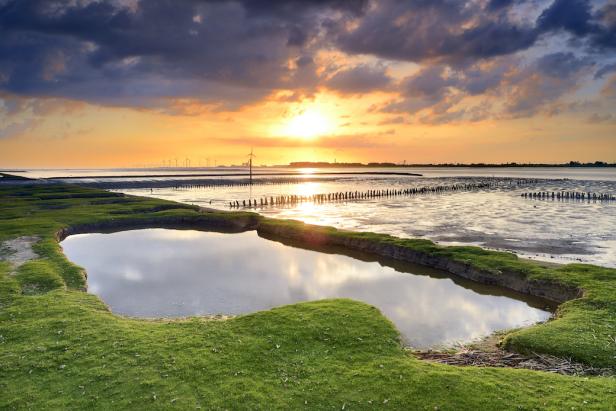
537, 0, 616, 50
332, 0, 539, 64
537, 0, 594, 36
487, 0, 519, 11
379, 59, 516, 122
504, 52, 594, 116
0, 0, 614, 115
227, 0, 367, 17
402, 66, 455, 99
381, 66, 453, 114
459, 60, 513, 95
333, 0, 615, 64
0, 0, 348, 106
326, 64, 391, 94
374, 52, 596, 123
594, 62, 616, 79
534, 51, 593, 77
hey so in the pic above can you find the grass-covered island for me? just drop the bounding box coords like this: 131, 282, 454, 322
1, 183, 615, 409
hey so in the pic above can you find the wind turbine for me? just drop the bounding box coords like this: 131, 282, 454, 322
247, 148, 256, 185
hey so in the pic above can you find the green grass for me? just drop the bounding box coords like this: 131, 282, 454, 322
258, 218, 616, 368
14, 260, 65, 295
0, 261, 19, 308
0, 183, 615, 409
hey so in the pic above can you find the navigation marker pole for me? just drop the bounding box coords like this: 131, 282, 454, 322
247, 148, 256, 186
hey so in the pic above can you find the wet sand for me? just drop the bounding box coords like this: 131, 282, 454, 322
120, 176, 616, 267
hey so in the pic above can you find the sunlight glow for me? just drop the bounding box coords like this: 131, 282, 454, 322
298, 168, 316, 175
293, 182, 322, 197
280, 108, 335, 139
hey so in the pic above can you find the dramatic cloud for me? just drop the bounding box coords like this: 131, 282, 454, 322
0, 0, 343, 106
537, 0, 595, 36
371, 50, 599, 124
332, 0, 539, 64
537, 0, 616, 49
378, 60, 515, 123
0, 0, 614, 121
333, 0, 615, 65
504, 52, 595, 116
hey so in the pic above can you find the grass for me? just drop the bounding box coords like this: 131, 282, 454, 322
14, 260, 65, 295
258, 218, 616, 368
0, 183, 615, 409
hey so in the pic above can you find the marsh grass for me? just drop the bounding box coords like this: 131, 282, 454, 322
0, 184, 614, 409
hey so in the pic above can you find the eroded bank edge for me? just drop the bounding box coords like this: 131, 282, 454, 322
53, 211, 581, 305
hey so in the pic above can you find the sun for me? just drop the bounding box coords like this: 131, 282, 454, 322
280, 108, 334, 139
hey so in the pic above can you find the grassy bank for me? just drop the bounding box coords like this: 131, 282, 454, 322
1, 184, 615, 409
257, 219, 616, 368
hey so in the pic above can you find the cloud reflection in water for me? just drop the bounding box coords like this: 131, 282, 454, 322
61, 229, 552, 348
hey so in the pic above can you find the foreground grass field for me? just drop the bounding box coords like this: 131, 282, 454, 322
1, 184, 615, 409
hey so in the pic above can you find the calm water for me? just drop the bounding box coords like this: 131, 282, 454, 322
61, 229, 553, 348
6, 166, 616, 181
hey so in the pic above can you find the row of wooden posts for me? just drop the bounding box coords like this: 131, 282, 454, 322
521, 191, 616, 201
164, 177, 539, 192
169, 177, 541, 191
173, 178, 303, 190
171, 178, 314, 190
228, 181, 526, 209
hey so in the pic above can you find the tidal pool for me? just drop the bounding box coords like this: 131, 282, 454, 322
61, 228, 554, 348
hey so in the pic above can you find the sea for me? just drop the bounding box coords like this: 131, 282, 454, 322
6, 166, 616, 268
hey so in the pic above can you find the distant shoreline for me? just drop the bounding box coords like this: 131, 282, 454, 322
2, 163, 615, 177
282, 162, 616, 168
37, 171, 423, 180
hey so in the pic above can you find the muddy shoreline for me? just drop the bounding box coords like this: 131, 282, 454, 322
53, 212, 581, 306
0, 236, 40, 274
412, 334, 614, 376
257, 222, 582, 304
54, 213, 260, 242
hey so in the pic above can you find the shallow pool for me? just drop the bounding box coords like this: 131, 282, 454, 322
61, 228, 553, 348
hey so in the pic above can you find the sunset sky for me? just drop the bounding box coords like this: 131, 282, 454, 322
1, 0, 615, 167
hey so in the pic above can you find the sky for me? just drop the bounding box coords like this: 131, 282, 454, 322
0, 0, 615, 167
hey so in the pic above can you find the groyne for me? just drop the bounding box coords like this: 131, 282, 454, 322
521, 191, 615, 201
231, 179, 539, 209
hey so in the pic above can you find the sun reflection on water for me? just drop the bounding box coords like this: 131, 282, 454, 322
298, 168, 316, 175
294, 181, 321, 197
